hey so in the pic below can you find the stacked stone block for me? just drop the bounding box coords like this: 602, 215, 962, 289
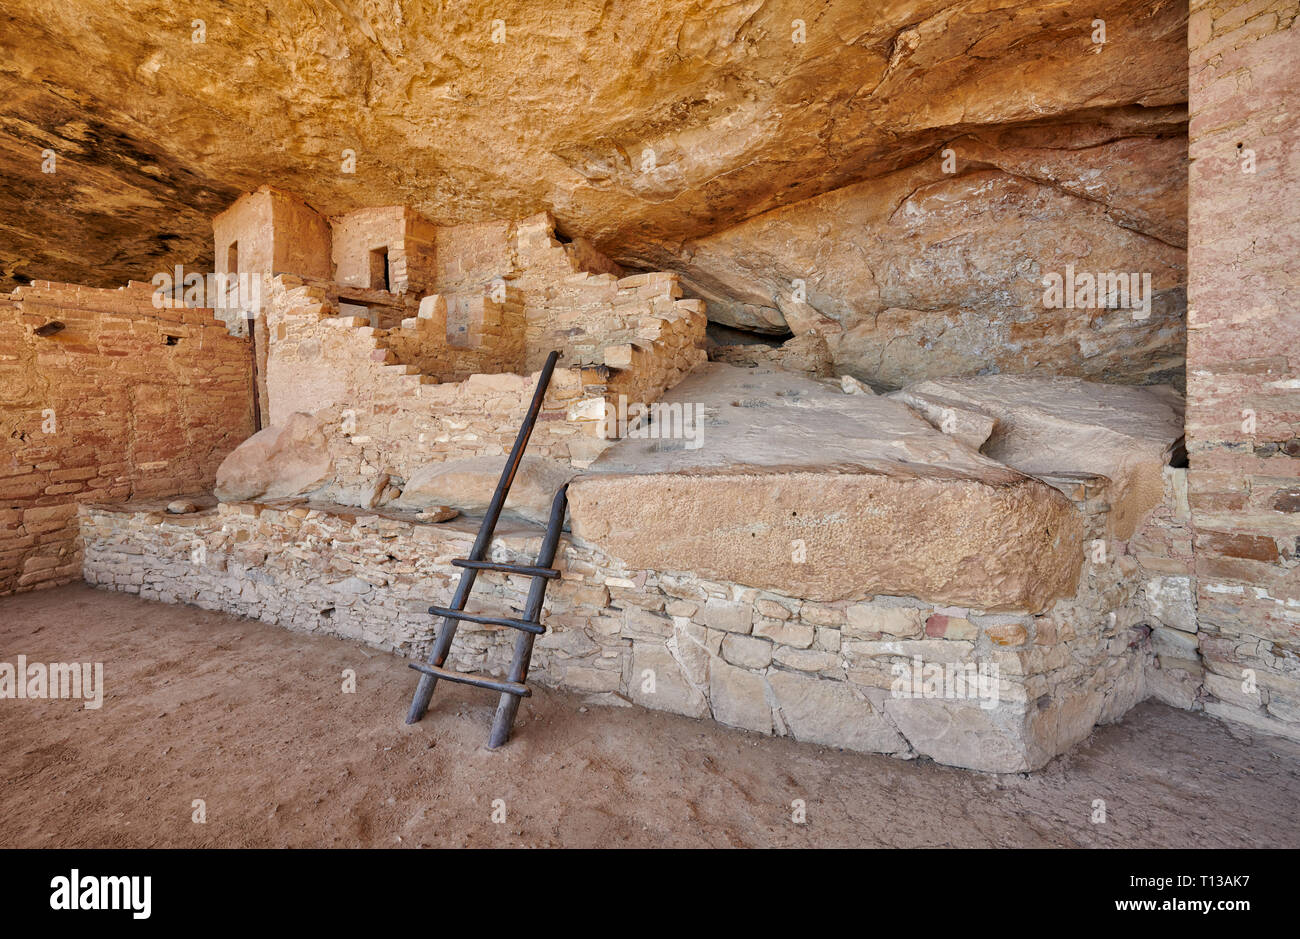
81, 495, 1154, 773
1186, 0, 1300, 740
0, 281, 255, 595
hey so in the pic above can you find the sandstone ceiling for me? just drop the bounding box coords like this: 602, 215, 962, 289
1, 0, 1187, 289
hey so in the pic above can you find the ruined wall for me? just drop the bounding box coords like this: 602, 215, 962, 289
1186, 1, 1300, 741
0, 281, 254, 595
494, 215, 708, 407
81, 495, 1151, 773
254, 216, 707, 498
710, 334, 835, 378
421, 213, 706, 401
384, 290, 527, 383
262, 275, 616, 504
331, 206, 438, 296
511, 214, 634, 370
214, 187, 333, 427
511, 217, 708, 390
237, 251, 709, 512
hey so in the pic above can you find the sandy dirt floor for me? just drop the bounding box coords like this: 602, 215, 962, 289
1, 583, 1297, 848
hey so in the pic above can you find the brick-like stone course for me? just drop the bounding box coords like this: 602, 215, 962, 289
0, 281, 255, 595
1186, 0, 1300, 741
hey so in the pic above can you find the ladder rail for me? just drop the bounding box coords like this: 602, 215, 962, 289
467, 349, 562, 560
408, 662, 530, 697
488, 483, 569, 748
405, 350, 562, 725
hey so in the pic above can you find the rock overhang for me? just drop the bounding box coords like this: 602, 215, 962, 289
0, 0, 1189, 394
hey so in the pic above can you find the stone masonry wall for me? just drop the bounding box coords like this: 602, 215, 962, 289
212, 186, 332, 284
213, 186, 333, 429
263, 275, 618, 501
262, 220, 707, 487
0, 281, 254, 595
331, 206, 439, 296
710, 333, 835, 378
429, 219, 515, 294
384, 289, 527, 382
510, 214, 708, 402
421, 212, 708, 406
1186, 1, 1300, 741
81, 493, 1154, 773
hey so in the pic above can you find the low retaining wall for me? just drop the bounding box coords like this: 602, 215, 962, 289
81, 497, 1155, 772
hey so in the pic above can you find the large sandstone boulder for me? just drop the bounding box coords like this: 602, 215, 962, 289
673, 128, 1188, 388
394, 455, 575, 525
570, 364, 1084, 612
214, 412, 333, 502
889, 376, 1184, 539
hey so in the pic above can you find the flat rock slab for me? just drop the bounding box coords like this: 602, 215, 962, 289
571, 364, 1082, 611
394, 455, 575, 525
584, 362, 1013, 477
890, 375, 1184, 538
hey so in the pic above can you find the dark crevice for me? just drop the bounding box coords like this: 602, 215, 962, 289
706, 320, 791, 348
1168, 437, 1188, 468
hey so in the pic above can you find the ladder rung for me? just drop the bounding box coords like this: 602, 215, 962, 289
407, 662, 530, 697
428, 606, 545, 635
451, 558, 560, 579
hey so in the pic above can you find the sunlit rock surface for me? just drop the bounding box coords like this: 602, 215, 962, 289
570, 364, 1085, 611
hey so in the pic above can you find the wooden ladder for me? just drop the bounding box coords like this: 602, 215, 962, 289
404, 350, 569, 748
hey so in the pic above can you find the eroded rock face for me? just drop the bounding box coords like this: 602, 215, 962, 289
570, 466, 1082, 611
214, 413, 333, 502
676, 117, 1187, 387
1, 0, 1186, 394
888, 388, 997, 451
570, 364, 1084, 611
